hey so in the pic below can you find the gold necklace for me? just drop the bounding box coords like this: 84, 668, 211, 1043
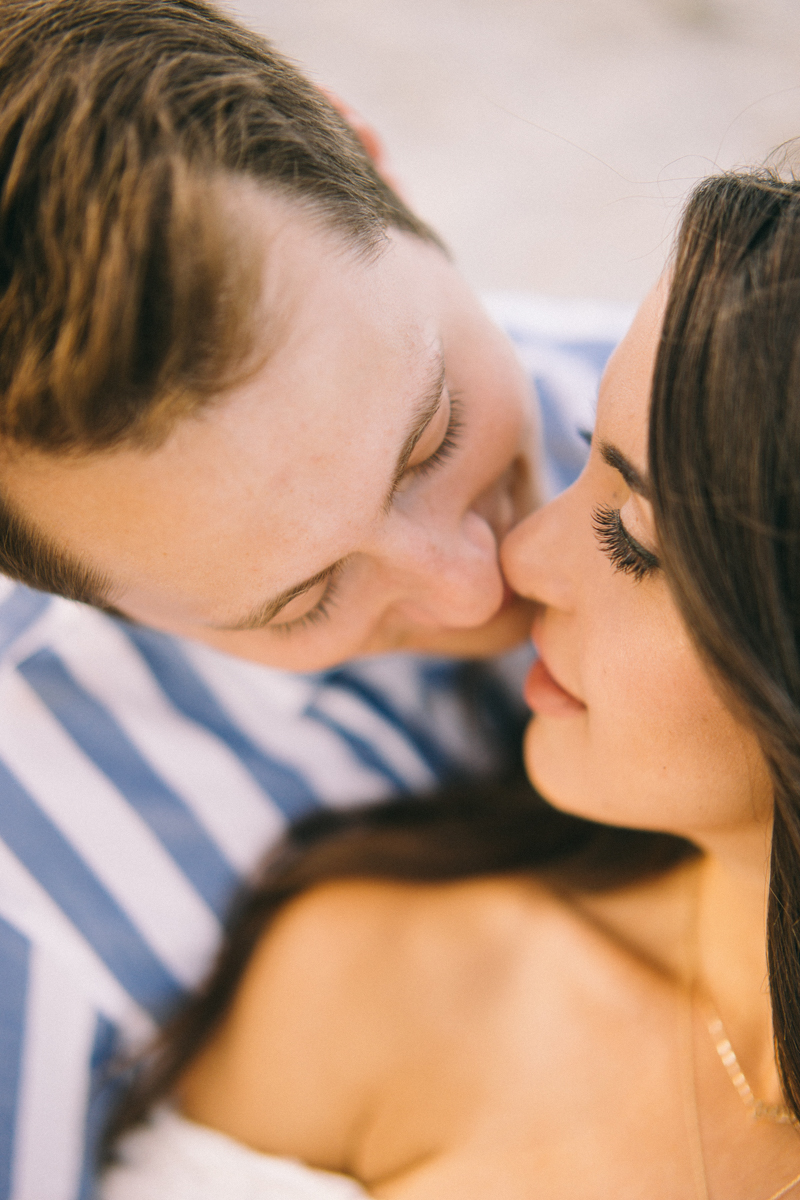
685, 991, 800, 1200
705, 1007, 796, 1126
682, 870, 800, 1200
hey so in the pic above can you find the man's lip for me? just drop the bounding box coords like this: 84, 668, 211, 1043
523, 651, 586, 716
497, 579, 516, 614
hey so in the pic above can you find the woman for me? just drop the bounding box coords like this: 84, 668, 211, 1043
102, 168, 800, 1199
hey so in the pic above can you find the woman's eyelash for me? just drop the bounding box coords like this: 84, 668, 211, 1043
405, 392, 464, 480
591, 503, 660, 582
268, 566, 343, 636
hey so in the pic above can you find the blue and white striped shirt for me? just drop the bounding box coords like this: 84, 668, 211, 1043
0, 298, 634, 1199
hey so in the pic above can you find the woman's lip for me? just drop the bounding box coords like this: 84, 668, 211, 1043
524, 655, 586, 716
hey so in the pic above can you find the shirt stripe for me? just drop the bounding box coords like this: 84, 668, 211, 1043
78, 1016, 124, 1200
177, 646, 395, 808
17, 650, 239, 918
0, 590, 51, 661
0, 919, 29, 1200
0, 677, 221, 992
322, 668, 458, 779
122, 627, 321, 821
306, 687, 434, 793
304, 705, 411, 793
0, 841, 153, 1042
12, 949, 96, 1200
50, 611, 285, 875
0, 760, 180, 1017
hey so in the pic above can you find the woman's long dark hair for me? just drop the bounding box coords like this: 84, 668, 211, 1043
650, 167, 800, 1119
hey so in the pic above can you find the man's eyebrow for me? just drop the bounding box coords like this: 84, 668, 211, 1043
382, 351, 447, 514
211, 351, 446, 633
600, 440, 651, 499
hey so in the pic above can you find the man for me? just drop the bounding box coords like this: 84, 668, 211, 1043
0, 2, 625, 1195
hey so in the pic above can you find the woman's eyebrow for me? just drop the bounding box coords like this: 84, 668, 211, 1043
600, 440, 651, 499
211, 351, 446, 633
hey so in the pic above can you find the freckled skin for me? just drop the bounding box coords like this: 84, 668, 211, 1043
1, 185, 540, 672
501, 284, 771, 837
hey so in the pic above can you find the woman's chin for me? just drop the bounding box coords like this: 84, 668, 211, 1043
523, 716, 580, 811
523, 716, 624, 828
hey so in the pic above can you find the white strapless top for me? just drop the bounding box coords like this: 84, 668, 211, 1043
101, 1107, 371, 1200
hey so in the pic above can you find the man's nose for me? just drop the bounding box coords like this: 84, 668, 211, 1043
379, 508, 504, 628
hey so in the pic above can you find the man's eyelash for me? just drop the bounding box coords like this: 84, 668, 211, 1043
591, 503, 660, 582
268, 566, 343, 636
405, 392, 464, 480
268, 396, 464, 637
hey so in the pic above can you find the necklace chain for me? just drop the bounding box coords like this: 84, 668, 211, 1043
685, 992, 800, 1200
767, 1175, 800, 1200
705, 1009, 797, 1127
683, 867, 800, 1200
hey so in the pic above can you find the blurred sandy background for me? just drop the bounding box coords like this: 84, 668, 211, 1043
221, 0, 800, 303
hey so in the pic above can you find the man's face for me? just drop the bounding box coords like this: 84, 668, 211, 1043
2, 187, 541, 671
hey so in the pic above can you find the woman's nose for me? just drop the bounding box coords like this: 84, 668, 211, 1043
500, 488, 578, 612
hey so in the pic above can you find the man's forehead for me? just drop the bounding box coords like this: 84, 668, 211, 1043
0, 203, 451, 621
0, 314, 444, 630
225, 181, 416, 356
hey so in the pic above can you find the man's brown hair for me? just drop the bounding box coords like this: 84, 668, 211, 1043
0, 0, 440, 599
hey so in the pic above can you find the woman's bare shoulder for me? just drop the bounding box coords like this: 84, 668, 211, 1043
263, 874, 567, 1000
176, 875, 559, 1169
176, 867, 694, 1177
237, 875, 568, 1044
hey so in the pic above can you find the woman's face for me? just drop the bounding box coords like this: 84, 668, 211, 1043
501, 283, 771, 839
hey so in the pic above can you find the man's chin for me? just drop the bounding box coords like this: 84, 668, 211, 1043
395, 595, 536, 659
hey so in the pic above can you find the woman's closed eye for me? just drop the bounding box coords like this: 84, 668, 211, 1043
592, 503, 660, 582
